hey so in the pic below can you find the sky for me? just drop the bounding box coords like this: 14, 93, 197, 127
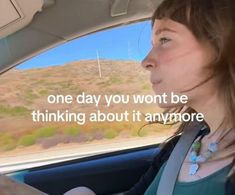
17, 21, 152, 70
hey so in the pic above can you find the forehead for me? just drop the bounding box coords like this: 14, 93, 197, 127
152, 18, 186, 35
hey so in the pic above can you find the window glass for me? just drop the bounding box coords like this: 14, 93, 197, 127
0, 21, 176, 173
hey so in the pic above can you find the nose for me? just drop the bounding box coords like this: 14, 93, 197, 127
141, 49, 157, 71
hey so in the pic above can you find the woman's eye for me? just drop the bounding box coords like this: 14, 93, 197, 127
159, 37, 171, 45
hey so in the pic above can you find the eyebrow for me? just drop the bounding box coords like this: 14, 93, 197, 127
154, 28, 177, 35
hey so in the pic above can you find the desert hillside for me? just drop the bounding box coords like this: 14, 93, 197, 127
0, 60, 174, 154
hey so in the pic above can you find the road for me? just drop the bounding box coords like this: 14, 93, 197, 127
0, 135, 169, 174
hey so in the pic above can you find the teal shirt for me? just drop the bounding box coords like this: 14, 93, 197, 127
144, 162, 232, 195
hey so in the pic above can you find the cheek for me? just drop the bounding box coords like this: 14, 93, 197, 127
158, 46, 208, 90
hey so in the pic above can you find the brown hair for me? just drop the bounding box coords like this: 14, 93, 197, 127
150, 0, 235, 183
152, 0, 235, 127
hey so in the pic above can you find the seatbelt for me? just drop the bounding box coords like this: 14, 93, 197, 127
156, 121, 207, 195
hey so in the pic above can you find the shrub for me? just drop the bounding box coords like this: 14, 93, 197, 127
138, 128, 148, 137
3, 141, 17, 151
25, 89, 38, 100
131, 128, 148, 137
142, 83, 151, 90
0, 133, 12, 146
109, 75, 122, 84
38, 89, 49, 96
0, 105, 30, 116
104, 128, 119, 139
19, 135, 36, 146
34, 127, 56, 138
63, 126, 80, 136
0, 134, 17, 151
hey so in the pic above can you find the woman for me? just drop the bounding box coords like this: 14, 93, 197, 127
65, 0, 235, 194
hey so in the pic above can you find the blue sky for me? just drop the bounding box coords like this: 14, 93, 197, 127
17, 21, 152, 70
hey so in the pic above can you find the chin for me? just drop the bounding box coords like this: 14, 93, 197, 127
157, 102, 177, 109
157, 99, 186, 108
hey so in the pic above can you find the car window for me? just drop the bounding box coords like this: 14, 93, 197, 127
0, 21, 177, 173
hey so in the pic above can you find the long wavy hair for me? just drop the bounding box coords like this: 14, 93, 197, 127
149, 0, 235, 182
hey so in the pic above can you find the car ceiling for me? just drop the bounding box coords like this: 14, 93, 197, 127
0, 0, 161, 74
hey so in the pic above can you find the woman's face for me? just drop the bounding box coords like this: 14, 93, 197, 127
142, 18, 215, 108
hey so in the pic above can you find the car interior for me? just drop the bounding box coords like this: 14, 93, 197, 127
0, 0, 166, 194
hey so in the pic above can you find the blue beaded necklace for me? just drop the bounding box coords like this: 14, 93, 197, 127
189, 125, 233, 175
189, 125, 210, 175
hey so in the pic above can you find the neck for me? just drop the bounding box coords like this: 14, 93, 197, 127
189, 90, 228, 137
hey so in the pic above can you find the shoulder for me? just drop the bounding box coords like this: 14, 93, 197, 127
151, 134, 181, 168
123, 135, 181, 195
